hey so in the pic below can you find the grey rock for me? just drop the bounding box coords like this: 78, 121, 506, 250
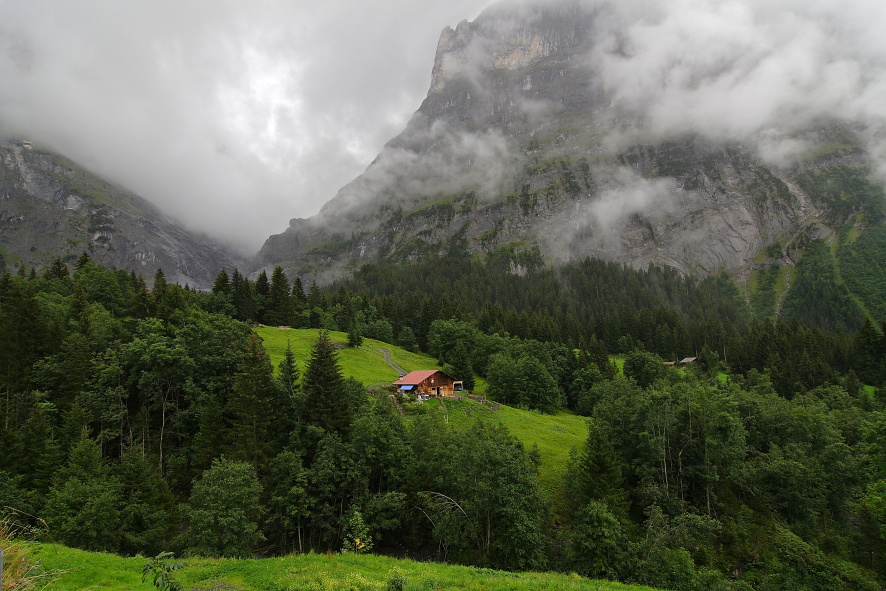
0, 138, 244, 289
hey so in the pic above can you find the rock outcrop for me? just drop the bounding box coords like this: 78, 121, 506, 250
0, 139, 244, 288
258, 0, 878, 285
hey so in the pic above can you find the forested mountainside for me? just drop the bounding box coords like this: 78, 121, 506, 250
0, 138, 243, 289
2, 255, 886, 590
257, 0, 886, 326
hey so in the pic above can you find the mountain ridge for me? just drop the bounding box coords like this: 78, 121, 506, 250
256, 0, 884, 294
0, 137, 245, 288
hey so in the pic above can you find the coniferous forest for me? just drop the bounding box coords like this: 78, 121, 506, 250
2, 253, 886, 590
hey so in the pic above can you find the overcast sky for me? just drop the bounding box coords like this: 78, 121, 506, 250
1, 0, 884, 255
0, 0, 493, 253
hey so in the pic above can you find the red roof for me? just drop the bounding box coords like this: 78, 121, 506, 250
394, 370, 442, 386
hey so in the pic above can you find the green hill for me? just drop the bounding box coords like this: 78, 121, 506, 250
254, 327, 589, 494
410, 397, 587, 494
33, 544, 655, 591
254, 326, 441, 385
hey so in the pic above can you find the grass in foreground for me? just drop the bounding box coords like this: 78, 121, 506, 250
34, 544, 656, 591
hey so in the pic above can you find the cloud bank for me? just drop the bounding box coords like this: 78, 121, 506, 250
1, 0, 884, 255
588, 0, 886, 174
0, 0, 493, 253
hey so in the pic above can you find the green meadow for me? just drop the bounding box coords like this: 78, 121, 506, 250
34, 544, 656, 591
253, 326, 588, 494
410, 397, 587, 495
253, 327, 441, 385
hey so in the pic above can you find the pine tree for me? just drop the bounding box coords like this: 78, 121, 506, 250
226, 335, 281, 474
231, 268, 257, 321
266, 266, 293, 326
292, 276, 307, 305
255, 270, 270, 323
45, 257, 69, 280
278, 341, 300, 398
75, 251, 91, 270
347, 321, 363, 348
302, 330, 349, 435
212, 269, 231, 295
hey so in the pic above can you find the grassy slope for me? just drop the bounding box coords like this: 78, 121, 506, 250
410, 397, 587, 495
254, 327, 588, 495
254, 327, 441, 385
35, 544, 655, 591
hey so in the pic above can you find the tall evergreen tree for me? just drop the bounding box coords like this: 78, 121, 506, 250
302, 331, 349, 435
226, 334, 282, 474
292, 276, 307, 305
184, 457, 265, 557
278, 341, 300, 399
266, 266, 293, 326
212, 269, 231, 295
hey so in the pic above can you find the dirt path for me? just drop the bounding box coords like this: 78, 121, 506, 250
378, 347, 407, 376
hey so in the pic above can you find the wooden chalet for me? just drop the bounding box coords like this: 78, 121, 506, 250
393, 370, 462, 398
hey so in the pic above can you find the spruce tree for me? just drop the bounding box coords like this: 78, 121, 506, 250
302, 330, 349, 435
266, 266, 293, 326
255, 270, 270, 323
226, 334, 281, 474
278, 341, 300, 398
212, 269, 231, 295
347, 321, 363, 348
75, 251, 91, 270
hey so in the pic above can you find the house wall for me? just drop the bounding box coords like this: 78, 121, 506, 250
416, 373, 455, 397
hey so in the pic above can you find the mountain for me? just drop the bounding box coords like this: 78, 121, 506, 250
0, 138, 244, 288
257, 0, 885, 315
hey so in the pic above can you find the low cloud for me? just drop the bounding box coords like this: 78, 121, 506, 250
586, 0, 886, 176
0, 0, 494, 253
318, 118, 515, 228
540, 166, 678, 260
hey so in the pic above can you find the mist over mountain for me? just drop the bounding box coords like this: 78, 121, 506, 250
0, 138, 244, 288
259, 0, 886, 287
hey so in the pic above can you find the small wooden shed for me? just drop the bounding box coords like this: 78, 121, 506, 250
393, 370, 460, 398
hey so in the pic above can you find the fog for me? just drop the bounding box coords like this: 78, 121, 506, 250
0, 0, 493, 253
588, 0, 886, 174
1, 0, 884, 255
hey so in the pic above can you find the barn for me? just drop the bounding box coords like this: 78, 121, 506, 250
393, 370, 462, 398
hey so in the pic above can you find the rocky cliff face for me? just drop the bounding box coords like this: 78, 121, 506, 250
258, 0, 880, 285
0, 139, 244, 288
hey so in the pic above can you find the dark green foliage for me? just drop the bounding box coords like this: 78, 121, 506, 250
840, 225, 886, 322
265, 266, 293, 326
567, 500, 627, 580
225, 334, 284, 474
184, 457, 264, 557
419, 420, 545, 570
486, 352, 562, 411
118, 448, 176, 556
795, 165, 885, 224
43, 436, 122, 552
622, 349, 668, 388
141, 552, 183, 591
442, 340, 474, 391
347, 321, 363, 348
302, 330, 349, 435
267, 451, 313, 554
782, 239, 864, 332
564, 418, 626, 515
3, 253, 886, 586
277, 341, 300, 398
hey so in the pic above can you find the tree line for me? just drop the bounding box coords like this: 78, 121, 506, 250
1, 253, 886, 590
